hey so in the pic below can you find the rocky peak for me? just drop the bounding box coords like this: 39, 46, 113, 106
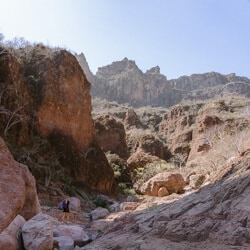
226, 72, 250, 84
124, 108, 144, 129
91, 58, 171, 107
96, 57, 142, 79
145, 65, 161, 75
75, 52, 95, 83
169, 72, 229, 91
79, 54, 250, 108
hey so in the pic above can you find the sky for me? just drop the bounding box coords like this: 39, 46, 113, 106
0, 0, 249, 80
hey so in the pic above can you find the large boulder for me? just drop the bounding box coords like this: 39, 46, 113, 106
0, 137, 40, 233
58, 197, 81, 212
21, 214, 55, 250
68, 197, 81, 212
53, 224, 90, 247
0, 215, 25, 250
140, 172, 186, 196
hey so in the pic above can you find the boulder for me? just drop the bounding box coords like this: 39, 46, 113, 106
90, 207, 110, 220
58, 197, 81, 212
140, 172, 186, 196
53, 224, 90, 247
109, 202, 120, 213
0, 137, 40, 233
53, 236, 74, 250
21, 214, 54, 250
68, 197, 81, 212
0, 215, 25, 250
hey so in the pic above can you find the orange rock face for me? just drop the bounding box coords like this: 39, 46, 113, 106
37, 51, 94, 149
0, 46, 114, 193
0, 137, 40, 233
31, 50, 114, 192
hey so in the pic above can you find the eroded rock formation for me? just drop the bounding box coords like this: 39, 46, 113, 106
94, 115, 128, 159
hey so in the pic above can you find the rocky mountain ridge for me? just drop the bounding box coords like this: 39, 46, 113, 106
76, 54, 250, 108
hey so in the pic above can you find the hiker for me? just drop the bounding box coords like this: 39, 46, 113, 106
61, 197, 70, 222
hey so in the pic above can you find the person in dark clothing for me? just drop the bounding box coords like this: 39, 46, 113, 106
61, 197, 70, 222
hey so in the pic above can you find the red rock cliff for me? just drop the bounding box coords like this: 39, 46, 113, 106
0, 45, 114, 193
31, 48, 114, 192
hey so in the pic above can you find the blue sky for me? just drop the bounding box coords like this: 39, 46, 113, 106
0, 0, 249, 79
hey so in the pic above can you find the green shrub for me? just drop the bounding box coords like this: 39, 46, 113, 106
123, 188, 136, 196
93, 196, 108, 208
112, 164, 122, 178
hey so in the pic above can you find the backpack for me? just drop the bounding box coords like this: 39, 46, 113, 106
62, 200, 67, 209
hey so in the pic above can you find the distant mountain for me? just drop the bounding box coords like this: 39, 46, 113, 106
76, 53, 250, 108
